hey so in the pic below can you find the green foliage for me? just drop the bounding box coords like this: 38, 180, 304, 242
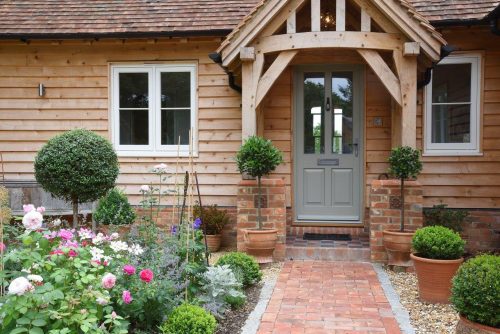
451, 255, 500, 328
388, 146, 423, 180
0, 185, 12, 223
193, 204, 230, 235
216, 252, 262, 287
423, 204, 468, 232
159, 304, 216, 334
94, 188, 136, 226
34, 129, 119, 205
198, 265, 245, 318
236, 136, 283, 178
412, 226, 465, 260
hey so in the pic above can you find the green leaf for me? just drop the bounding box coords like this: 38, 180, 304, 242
10, 328, 28, 334
29, 328, 44, 334
31, 319, 47, 327
16, 317, 31, 325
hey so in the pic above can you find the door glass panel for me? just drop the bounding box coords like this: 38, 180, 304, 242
331, 72, 353, 154
304, 73, 325, 154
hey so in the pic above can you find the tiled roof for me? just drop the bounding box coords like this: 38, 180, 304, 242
0, 0, 498, 38
0, 0, 261, 38
409, 0, 500, 23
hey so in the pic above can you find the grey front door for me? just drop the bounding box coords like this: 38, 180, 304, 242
294, 66, 363, 222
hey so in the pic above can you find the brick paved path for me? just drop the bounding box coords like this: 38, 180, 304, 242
257, 261, 402, 334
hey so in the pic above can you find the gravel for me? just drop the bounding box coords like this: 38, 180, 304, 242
384, 267, 459, 334
209, 247, 283, 334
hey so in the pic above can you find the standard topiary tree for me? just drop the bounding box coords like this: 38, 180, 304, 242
235, 136, 283, 230
34, 129, 119, 227
388, 146, 423, 232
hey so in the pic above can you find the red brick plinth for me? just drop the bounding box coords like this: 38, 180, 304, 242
237, 178, 286, 261
369, 179, 423, 263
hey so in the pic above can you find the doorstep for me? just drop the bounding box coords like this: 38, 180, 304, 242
285, 235, 371, 261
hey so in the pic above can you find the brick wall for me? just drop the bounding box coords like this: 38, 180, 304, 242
236, 178, 287, 260
456, 210, 499, 254
369, 179, 423, 263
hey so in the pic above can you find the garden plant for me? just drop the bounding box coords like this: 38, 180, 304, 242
34, 129, 119, 227
423, 204, 468, 232
94, 188, 136, 227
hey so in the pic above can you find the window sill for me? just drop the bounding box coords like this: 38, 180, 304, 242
422, 151, 483, 157
116, 151, 199, 158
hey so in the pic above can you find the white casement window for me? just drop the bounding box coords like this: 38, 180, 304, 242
111, 64, 197, 156
424, 54, 482, 155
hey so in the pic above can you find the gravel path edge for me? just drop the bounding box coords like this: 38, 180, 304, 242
240, 276, 278, 334
372, 263, 416, 334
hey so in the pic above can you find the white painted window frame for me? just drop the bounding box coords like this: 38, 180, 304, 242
424, 53, 482, 156
111, 63, 198, 157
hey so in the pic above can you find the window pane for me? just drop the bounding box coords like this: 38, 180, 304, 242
120, 109, 149, 145
161, 109, 191, 145
303, 73, 325, 154
332, 72, 353, 154
161, 72, 191, 108
432, 64, 471, 103
431, 104, 471, 143
119, 73, 149, 108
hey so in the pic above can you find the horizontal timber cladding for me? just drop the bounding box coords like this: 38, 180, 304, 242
0, 38, 249, 207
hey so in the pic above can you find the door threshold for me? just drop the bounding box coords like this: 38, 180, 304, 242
292, 220, 364, 227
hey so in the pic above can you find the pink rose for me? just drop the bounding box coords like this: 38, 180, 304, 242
36, 206, 46, 213
58, 229, 74, 241
139, 269, 153, 283
101, 273, 116, 289
50, 249, 64, 256
123, 265, 136, 276
22, 210, 43, 230
0, 242, 6, 252
122, 290, 133, 304
23, 204, 35, 213
67, 249, 78, 257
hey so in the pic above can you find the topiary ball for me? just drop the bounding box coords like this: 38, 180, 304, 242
94, 188, 136, 225
236, 136, 283, 178
412, 226, 465, 260
216, 252, 262, 286
451, 255, 500, 328
34, 129, 119, 204
388, 146, 423, 180
160, 304, 217, 334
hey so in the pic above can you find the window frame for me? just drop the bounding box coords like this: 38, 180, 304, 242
111, 63, 198, 157
424, 53, 482, 156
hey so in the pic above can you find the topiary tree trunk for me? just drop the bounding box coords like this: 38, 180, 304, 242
257, 176, 262, 230
72, 197, 78, 229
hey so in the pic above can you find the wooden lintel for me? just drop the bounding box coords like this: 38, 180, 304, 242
255, 50, 298, 108
357, 49, 402, 106
240, 47, 255, 61
403, 42, 420, 56
256, 31, 404, 54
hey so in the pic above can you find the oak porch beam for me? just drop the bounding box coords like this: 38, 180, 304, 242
240, 48, 257, 141
256, 50, 298, 108
357, 49, 402, 106
255, 31, 404, 54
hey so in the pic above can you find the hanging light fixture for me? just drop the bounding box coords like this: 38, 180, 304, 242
320, 11, 336, 30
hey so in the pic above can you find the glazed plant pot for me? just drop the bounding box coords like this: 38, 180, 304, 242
456, 315, 500, 334
382, 229, 415, 267
205, 234, 222, 253
243, 228, 277, 263
411, 253, 463, 304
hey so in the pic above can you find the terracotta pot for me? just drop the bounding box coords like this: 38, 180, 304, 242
205, 234, 222, 253
243, 228, 278, 263
411, 253, 463, 304
456, 315, 500, 334
382, 230, 415, 267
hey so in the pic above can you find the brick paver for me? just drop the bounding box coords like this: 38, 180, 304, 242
257, 261, 402, 334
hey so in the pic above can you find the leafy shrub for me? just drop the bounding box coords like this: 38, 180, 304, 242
193, 204, 230, 235
160, 304, 217, 334
94, 188, 136, 226
34, 129, 119, 226
412, 226, 465, 260
199, 265, 245, 318
451, 255, 500, 328
388, 146, 423, 232
424, 204, 468, 232
216, 252, 262, 286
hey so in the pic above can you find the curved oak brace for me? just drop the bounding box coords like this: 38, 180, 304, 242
358, 49, 402, 106
255, 31, 405, 54
255, 50, 298, 108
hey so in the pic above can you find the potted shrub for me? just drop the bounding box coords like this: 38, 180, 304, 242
410, 226, 465, 303
34, 129, 119, 227
194, 204, 230, 252
94, 188, 136, 234
451, 254, 500, 333
383, 146, 423, 267
235, 136, 283, 261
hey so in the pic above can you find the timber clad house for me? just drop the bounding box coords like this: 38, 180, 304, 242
0, 0, 499, 261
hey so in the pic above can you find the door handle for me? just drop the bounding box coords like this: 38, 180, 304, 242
353, 138, 359, 157
325, 97, 331, 112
